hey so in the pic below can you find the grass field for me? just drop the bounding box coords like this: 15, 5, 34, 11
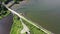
22, 19, 46, 34
10, 15, 46, 34
10, 15, 23, 34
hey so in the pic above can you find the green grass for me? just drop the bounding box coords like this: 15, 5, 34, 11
23, 32, 26, 34
10, 15, 23, 34
0, 10, 10, 19
10, 15, 46, 34
22, 19, 46, 34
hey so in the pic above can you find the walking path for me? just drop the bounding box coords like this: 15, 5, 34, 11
20, 18, 30, 34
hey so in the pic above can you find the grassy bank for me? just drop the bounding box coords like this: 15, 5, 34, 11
0, 10, 10, 19
10, 15, 23, 34
0, 4, 10, 20
22, 19, 46, 34
10, 15, 46, 34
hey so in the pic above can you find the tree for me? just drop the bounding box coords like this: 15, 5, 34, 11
13, 0, 19, 4
14, 0, 23, 4
0, 0, 6, 2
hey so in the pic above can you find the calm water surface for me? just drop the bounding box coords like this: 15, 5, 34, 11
16, 0, 60, 34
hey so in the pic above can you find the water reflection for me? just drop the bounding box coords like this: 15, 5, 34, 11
0, 14, 13, 34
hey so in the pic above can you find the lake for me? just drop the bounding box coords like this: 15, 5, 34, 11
14, 0, 60, 34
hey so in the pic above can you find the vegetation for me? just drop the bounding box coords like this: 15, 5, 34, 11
0, 0, 23, 4
10, 15, 46, 34
14, 0, 23, 4
22, 19, 46, 34
10, 15, 23, 34
0, 4, 10, 19
0, 0, 7, 2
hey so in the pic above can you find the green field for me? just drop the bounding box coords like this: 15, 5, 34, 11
10, 15, 23, 34
10, 15, 46, 34
22, 19, 46, 34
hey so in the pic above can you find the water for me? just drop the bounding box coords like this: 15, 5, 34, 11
0, 13, 13, 34
16, 0, 60, 34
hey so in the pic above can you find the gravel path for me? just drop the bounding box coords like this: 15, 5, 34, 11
20, 18, 30, 34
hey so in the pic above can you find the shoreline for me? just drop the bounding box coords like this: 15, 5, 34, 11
10, 0, 29, 11
4, 0, 54, 34
5, 5, 53, 34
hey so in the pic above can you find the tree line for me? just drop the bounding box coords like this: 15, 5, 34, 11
0, 0, 23, 16
0, 0, 23, 4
